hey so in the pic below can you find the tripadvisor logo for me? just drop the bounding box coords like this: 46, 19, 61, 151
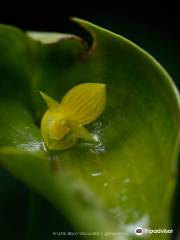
135, 227, 173, 236
135, 227, 143, 236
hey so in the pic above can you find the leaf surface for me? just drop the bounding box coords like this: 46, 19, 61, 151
0, 19, 180, 239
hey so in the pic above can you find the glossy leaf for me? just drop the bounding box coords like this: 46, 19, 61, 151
0, 19, 180, 240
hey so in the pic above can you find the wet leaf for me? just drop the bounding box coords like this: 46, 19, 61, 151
0, 19, 179, 239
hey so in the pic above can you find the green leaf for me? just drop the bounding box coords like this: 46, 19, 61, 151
0, 18, 180, 239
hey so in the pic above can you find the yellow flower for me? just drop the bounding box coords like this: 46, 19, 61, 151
40, 83, 106, 150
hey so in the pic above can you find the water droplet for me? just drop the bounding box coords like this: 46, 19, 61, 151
91, 172, 102, 177
104, 182, 108, 187
122, 178, 130, 184
121, 195, 127, 201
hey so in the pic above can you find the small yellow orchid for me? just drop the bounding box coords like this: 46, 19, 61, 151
40, 83, 106, 150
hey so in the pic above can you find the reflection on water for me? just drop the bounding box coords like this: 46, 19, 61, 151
81, 135, 106, 155
19, 141, 42, 152
89, 141, 106, 154
91, 172, 102, 177
89, 120, 106, 154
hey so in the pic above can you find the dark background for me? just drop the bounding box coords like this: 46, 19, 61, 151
0, 1, 179, 239
0, 1, 179, 88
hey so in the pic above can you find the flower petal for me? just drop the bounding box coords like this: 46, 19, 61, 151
40, 91, 59, 109
70, 120, 96, 142
61, 83, 106, 125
